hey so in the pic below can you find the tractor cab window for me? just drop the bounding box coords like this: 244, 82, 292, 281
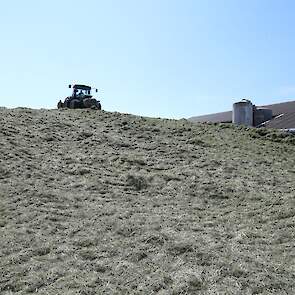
75, 89, 89, 96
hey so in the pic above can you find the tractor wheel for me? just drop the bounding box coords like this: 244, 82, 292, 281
83, 98, 101, 110
90, 99, 101, 110
69, 99, 80, 109
83, 98, 93, 108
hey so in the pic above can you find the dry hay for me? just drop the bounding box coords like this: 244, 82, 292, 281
0, 108, 295, 294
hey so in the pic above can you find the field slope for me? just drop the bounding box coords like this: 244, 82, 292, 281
1, 108, 295, 294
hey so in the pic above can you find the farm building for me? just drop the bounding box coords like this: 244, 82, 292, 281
189, 100, 295, 131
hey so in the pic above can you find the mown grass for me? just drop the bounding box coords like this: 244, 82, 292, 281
0, 108, 295, 294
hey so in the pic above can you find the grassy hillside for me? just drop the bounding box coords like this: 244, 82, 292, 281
1, 108, 295, 294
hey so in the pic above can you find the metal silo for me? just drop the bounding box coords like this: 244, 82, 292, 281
232, 99, 254, 126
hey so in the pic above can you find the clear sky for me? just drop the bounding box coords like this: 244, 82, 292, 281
1, 0, 295, 119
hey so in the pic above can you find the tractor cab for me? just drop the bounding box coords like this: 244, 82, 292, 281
69, 84, 97, 99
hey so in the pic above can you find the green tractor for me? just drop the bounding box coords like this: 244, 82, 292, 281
57, 84, 102, 110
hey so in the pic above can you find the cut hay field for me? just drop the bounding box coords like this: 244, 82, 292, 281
1, 108, 295, 294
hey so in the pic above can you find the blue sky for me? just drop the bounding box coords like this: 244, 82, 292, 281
1, 0, 295, 118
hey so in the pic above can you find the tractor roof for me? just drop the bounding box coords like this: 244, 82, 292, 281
73, 84, 91, 90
